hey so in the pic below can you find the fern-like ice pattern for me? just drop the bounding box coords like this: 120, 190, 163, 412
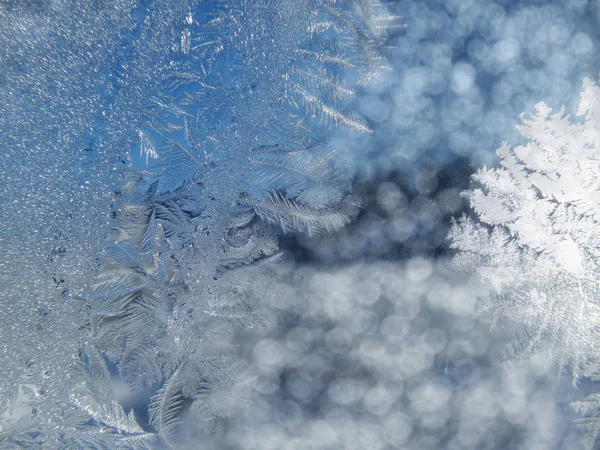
449, 78, 600, 449
99, 2, 400, 445
0, 1, 400, 448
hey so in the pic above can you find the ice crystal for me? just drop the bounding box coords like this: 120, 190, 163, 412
449, 77, 600, 449
0, 1, 402, 448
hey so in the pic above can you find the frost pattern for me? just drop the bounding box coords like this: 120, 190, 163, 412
88, 0, 400, 448
0, 0, 401, 448
0, 1, 153, 448
449, 77, 600, 449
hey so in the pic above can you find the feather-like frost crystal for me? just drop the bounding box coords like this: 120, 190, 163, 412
449, 77, 600, 450
0, 0, 402, 448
